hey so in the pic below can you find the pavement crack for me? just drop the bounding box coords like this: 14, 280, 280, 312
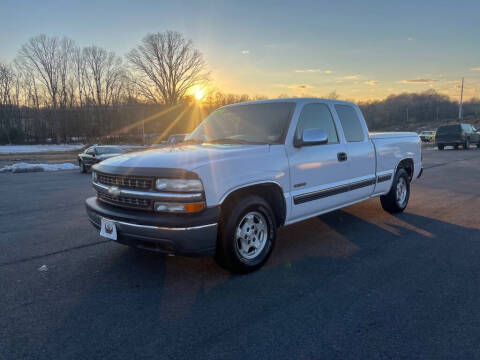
0, 240, 110, 268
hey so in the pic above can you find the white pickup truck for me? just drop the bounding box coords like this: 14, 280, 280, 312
86, 98, 422, 273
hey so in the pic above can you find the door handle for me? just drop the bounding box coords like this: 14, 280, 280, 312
337, 152, 347, 162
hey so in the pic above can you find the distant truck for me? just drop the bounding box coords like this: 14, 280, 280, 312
166, 134, 188, 145
86, 98, 422, 273
435, 124, 480, 150
419, 130, 436, 142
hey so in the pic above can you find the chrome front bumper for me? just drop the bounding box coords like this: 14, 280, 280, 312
86, 197, 218, 256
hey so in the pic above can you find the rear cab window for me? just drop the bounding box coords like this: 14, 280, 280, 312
334, 104, 365, 142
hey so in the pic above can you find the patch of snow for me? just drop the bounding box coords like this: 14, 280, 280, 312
0, 144, 84, 154
38, 265, 48, 272
0, 162, 79, 173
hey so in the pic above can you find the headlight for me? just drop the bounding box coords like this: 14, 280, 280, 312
155, 178, 203, 192
154, 201, 205, 213
92, 171, 97, 182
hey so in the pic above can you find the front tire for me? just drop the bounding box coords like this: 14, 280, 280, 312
380, 168, 410, 214
80, 161, 87, 173
464, 139, 470, 150
216, 195, 276, 273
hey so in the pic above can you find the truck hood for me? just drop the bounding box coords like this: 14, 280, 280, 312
96, 144, 270, 172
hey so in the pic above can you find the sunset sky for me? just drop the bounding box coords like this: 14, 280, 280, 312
1, 0, 479, 101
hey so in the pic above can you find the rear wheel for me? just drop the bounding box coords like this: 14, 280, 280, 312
216, 195, 276, 273
438, 144, 444, 150
380, 168, 410, 214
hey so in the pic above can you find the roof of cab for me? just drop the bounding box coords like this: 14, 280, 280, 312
220, 97, 356, 109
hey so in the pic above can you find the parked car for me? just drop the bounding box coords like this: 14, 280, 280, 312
166, 134, 188, 145
419, 130, 436, 142
435, 123, 480, 150
78, 145, 125, 173
85, 98, 422, 273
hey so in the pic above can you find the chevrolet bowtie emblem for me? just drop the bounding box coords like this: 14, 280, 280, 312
108, 186, 121, 197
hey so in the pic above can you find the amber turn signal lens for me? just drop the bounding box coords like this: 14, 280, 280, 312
184, 202, 206, 213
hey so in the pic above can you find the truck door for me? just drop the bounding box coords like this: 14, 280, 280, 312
287, 102, 350, 221
334, 104, 376, 202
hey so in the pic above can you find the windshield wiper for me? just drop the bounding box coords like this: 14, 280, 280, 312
207, 138, 255, 144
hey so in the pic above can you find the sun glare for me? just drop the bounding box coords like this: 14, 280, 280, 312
190, 85, 206, 101
194, 88, 205, 101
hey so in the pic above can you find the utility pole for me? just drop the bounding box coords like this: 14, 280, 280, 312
458, 77, 464, 121
406, 107, 409, 123
142, 118, 145, 145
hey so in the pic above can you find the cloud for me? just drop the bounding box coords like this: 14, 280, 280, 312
294, 69, 321, 73
471, 67, 480, 71
289, 84, 314, 90
407, 37, 414, 41
241, 50, 249, 55
365, 80, 378, 86
340, 75, 359, 80
401, 78, 437, 84
324, 70, 333, 74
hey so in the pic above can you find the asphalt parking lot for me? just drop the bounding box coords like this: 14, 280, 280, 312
1, 148, 480, 360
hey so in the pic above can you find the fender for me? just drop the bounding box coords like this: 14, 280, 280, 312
219, 180, 286, 205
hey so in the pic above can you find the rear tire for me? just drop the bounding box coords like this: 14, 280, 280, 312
438, 144, 444, 150
215, 195, 276, 273
380, 168, 410, 214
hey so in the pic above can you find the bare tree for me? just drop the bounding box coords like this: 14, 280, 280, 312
0, 63, 16, 106
18, 35, 74, 108
127, 31, 208, 105
82, 45, 125, 106
17, 35, 75, 140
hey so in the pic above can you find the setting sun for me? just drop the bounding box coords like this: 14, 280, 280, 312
193, 86, 206, 101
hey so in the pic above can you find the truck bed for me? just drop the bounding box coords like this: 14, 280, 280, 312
369, 132, 418, 139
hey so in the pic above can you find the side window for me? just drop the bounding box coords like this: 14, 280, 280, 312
86, 148, 95, 155
295, 103, 339, 144
462, 124, 472, 133
335, 105, 365, 142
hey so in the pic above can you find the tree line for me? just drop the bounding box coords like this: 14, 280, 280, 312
1, 31, 479, 144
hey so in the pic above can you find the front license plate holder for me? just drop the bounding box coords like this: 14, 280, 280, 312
100, 218, 117, 240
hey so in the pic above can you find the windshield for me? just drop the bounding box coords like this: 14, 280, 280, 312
96, 147, 124, 155
437, 125, 461, 135
187, 102, 296, 144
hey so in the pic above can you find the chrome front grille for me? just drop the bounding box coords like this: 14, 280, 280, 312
98, 192, 153, 211
96, 172, 153, 190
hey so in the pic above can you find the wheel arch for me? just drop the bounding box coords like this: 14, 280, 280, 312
395, 157, 414, 181
219, 182, 287, 226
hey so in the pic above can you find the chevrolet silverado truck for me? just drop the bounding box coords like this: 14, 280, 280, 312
86, 98, 422, 273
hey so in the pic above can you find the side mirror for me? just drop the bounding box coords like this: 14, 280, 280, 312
295, 129, 328, 147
